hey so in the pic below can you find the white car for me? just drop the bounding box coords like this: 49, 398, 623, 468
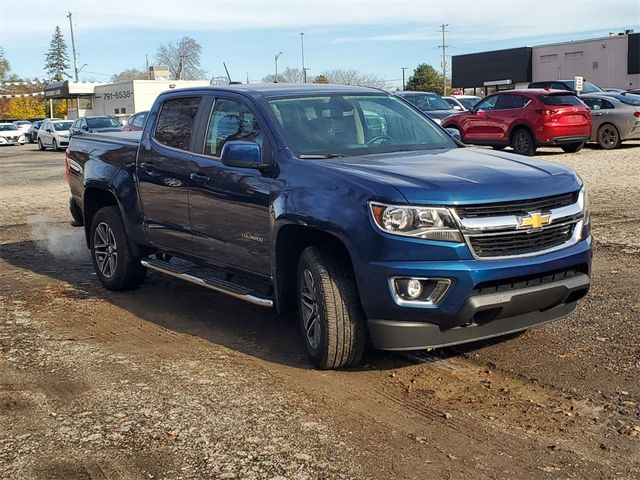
13, 120, 32, 136
0, 123, 27, 145
443, 95, 482, 111
37, 120, 73, 151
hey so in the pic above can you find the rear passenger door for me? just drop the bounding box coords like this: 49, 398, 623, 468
494, 94, 530, 141
187, 94, 279, 276
136, 95, 203, 253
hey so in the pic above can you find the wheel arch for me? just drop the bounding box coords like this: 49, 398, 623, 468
508, 122, 535, 143
273, 223, 356, 315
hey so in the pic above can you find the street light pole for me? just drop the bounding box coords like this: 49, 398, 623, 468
299, 32, 306, 83
401, 67, 408, 90
274, 52, 282, 83
67, 12, 79, 82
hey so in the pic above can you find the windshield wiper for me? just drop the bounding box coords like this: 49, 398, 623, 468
298, 153, 347, 159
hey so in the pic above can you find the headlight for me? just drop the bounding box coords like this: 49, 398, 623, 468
580, 186, 590, 226
370, 202, 463, 242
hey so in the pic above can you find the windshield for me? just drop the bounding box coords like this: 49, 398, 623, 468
458, 97, 481, 109
0, 124, 18, 131
87, 117, 121, 129
268, 94, 456, 157
611, 93, 640, 106
403, 93, 451, 111
53, 121, 73, 131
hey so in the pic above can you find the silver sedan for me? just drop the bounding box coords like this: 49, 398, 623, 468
581, 93, 640, 149
37, 120, 73, 151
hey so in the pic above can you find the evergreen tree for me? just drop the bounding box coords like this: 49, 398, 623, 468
44, 26, 70, 81
405, 64, 441, 92
0, 47, 10, 80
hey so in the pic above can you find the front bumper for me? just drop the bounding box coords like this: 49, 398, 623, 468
368, 273, 589, 350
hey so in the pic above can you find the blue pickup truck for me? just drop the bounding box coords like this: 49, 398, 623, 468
66, 84, 591, 369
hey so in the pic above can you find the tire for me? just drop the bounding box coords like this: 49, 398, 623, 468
90, 206, 146, 291
52, 139, 58, 151
297, 246, 366, 369
597, 124, 621, 150
560, 142, 584, 153
510, 128, 537, 156
37, 139, 45, 151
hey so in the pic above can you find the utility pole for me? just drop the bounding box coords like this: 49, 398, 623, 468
275, 52, 282, 82
299, 32, 306, 83
437, 24, 450, 96
67, 12, 79, 82
401, 67, 408, 90
145, 54, 150, 79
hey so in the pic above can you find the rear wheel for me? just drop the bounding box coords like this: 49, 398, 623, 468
597, 124, 621, 150
297, 246, 366, 369
561, 142, 584, 153
511, 128, 537, 156
90, 206, 146, 291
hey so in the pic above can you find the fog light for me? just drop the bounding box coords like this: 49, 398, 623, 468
391, 277, 452, 306
406, 279, 423, 299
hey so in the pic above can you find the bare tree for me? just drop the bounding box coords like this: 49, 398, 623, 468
262, 67, 305, 84
111, 68, 147, 83
156, 37, 206, 80
320, 68, 388, 89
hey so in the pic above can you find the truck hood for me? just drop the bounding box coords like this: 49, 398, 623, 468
322, 147, 582, 205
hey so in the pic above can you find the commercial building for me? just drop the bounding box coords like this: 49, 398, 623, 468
452, 31, 640, 95
44, 79, 210, 120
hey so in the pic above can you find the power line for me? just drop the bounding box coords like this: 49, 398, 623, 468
437, 24, 450, 95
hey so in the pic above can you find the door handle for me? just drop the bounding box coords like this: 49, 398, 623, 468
139, 162, 156, 172
593, 112, 604, 116
190, 172, 210, 183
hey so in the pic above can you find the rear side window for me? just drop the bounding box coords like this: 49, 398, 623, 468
541, 95, 583, 106
154, 97, 201, 151
133, 112, 146, 127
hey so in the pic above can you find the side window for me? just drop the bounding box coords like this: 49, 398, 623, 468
495, 94, 529, 110
133, 113, 145, 128
582, 98, 599, 109
476, 95, 498, 111
81, 119, 87, 129
154, 97, 201, 151
600, 99, 615, 109
204, 98, 265, 158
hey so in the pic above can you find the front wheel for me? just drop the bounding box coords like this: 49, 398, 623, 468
297, 246, 366, 369
52, 139, 58, 151
37, 139, 45, 151
598, 124, 621, 150
90, 206, 146, 291
561, 142, 584, 153
511, 128, 537, 156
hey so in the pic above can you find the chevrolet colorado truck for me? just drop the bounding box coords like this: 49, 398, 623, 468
66, 84, 592, 369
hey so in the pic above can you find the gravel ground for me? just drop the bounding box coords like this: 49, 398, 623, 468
1, 142, 639, 479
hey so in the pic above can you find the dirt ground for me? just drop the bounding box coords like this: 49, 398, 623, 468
1, 141, 639, 479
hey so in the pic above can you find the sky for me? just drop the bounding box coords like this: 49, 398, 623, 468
1, 0, 639, 89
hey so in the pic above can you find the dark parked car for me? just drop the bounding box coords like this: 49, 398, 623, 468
70, 116, 122, 136
581, 93, 640, 149
122, 111, 149, 132
527, 79, 624, 94
27, 120, 44, 143
396, 91, 459, 124
442, 89, 591, 155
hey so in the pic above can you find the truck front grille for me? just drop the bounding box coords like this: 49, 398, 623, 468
468, 223, 575, 258
456, 191, 578, 218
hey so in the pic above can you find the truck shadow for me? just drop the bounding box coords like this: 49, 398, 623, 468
1, 230, 513, 372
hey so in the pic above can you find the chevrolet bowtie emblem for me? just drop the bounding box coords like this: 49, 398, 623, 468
518, 212, 551, 229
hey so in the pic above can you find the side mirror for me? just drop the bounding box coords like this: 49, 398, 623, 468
81, 125, 88, 131
445, 128, 462, 142
220, 141, 265, 169
46, 128, 52, 133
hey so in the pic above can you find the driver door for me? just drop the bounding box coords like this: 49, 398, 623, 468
462, 94, 499, 141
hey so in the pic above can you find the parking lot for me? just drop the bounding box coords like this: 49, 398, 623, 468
0, 142, 639, 479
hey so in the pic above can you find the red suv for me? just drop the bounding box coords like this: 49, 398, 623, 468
442, 89, 591, 155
